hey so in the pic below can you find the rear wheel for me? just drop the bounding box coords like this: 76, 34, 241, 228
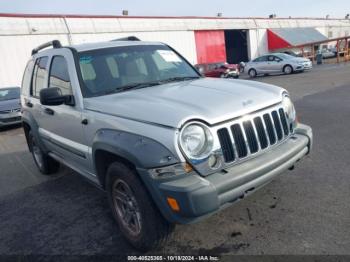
28, 131, 59, 175
283, 65, 293, 74
106, 162, 174, 251
248, 69, 257, 78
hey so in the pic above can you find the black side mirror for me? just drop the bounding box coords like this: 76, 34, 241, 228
40, 87, 75, 106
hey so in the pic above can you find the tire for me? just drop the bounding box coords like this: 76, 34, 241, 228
106, 162, 174, 251
248, 69, 257, 78
283, 65, 293, 75
28, 131, 60, 175
220, 74, 226, 78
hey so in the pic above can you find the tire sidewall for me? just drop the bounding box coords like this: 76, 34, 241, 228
284, 65, 293, 74
29, 131, 47, 173
106, 162, 172, 251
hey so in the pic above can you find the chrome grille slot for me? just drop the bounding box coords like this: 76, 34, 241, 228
231, 124, 248, 158
254, 117, 268, 149
271, 110, 283, 141
0, 108, 21, 114
217, 128, 235, 162
243, 121, 259, 153
263, 113, 276, 145
279, 108, 289, 136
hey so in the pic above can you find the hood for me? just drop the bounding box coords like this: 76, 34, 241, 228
0, 99, 21, 112
84, 78, 285, 128
292, 57, 310, 62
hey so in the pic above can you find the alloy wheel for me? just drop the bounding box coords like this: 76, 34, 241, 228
112, 179, 142, 236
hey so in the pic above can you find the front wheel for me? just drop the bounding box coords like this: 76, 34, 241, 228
283, 65, 293, 74
106, 162, 174, 251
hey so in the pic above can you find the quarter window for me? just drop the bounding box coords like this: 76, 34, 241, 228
31, 57, 48, 97
49, 56, 72, 95
21, 60, 34, 96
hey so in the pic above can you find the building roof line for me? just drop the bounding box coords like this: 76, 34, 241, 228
0, 12, 349, 21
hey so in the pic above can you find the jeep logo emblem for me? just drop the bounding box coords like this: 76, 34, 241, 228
242, 99, 253, 106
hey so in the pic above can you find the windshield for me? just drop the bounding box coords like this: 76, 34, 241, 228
0, 87, 20, 102
77, 44, 200, 97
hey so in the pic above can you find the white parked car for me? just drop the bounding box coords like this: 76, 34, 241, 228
245, 53, 312, 78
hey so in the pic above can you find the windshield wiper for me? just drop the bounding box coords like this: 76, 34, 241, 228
159, 76, 200, 84
115, 81, 162, 93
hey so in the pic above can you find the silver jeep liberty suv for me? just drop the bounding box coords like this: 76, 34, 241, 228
21, 38, 313, 251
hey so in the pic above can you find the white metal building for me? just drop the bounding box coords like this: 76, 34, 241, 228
1, 13, 350, 87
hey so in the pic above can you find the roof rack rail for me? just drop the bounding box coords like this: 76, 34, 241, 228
31, 40, 62, 55
111, 36, 141, 41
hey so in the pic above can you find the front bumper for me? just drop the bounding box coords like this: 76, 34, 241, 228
139, 124, 312, 224
224, 70, 240, 78
294, 65, 305, 72
303, 63, 313, 70
0, 112, 22, 127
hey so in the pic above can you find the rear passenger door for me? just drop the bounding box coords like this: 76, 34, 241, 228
253, 56, 268, 73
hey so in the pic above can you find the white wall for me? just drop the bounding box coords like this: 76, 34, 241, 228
70, 31, 198, 64
1, 16, 350, 86
248, 29, 268, 60
0, 34, 70, 87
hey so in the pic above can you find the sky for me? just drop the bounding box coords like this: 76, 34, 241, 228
0, 0, 349, 18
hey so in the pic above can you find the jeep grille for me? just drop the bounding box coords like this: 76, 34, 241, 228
217, 108, 291, 163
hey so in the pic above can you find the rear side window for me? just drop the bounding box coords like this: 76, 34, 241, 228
31, 57, 48, 97
21, 60, 34, 96
49, 56, 72, 95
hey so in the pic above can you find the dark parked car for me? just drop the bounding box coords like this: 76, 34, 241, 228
0, 87, 21, 127
195, 62, 239, 78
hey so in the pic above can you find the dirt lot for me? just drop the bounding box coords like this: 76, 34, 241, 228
0, 63, 349, 257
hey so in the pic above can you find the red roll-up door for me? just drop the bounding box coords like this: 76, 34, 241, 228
195, 30, 226, 64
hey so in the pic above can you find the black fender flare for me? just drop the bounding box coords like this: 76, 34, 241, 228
92, 129, 179, 171
21, 109, 48, 153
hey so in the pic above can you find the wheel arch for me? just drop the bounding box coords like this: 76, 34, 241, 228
92, 129, 180, 189
94, 148, 137, 189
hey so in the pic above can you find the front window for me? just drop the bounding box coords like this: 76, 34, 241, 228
49, 56, 72, 95
253, 56, 268, 62
0, 87, 20, 101
77, 45, 200, 97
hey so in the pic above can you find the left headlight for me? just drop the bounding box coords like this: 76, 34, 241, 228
282, 94, 296, 124
179, 123, 214, 159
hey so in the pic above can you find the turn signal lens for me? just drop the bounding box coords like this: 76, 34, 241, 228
167, 197, 180, 212
184, 162, 193, 173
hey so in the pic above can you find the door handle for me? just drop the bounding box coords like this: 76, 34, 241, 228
25, 101, 33, 108
44, 108, 54, 115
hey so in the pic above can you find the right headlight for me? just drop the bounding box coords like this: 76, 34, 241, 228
282, 94, 296, 124
179, 123, 214, 159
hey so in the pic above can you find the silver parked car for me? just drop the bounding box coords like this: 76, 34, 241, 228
21, 39, 312, 251
245, 53, 312, 78
0, 87, 21, 127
